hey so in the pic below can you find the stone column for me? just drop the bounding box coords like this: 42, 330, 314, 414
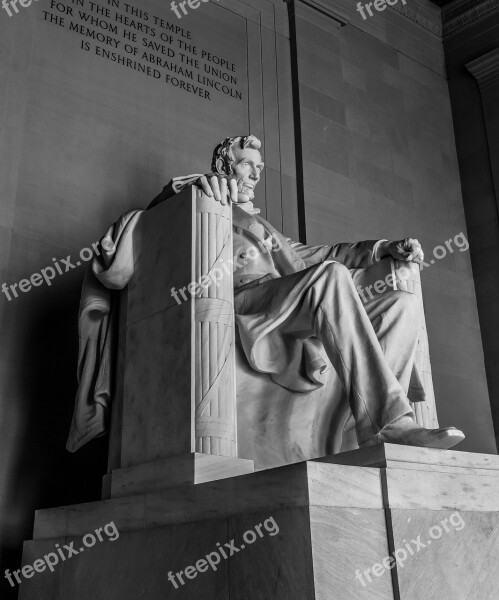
466, 48, 499, 444
466, 48, 499, 216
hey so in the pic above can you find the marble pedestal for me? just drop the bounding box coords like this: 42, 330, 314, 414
18, 445, 499, 599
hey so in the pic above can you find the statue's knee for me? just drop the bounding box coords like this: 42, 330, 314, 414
323, 261, 350, 279
308, 262, 351, 304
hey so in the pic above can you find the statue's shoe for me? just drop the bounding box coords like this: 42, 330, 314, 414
360, 420, 465, 450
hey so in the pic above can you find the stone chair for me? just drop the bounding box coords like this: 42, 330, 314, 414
105, 186, 439, 485
236, 256, 439, 470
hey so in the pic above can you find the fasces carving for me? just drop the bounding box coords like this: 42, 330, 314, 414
195, 194, 237, 457
391, 260, 438, 429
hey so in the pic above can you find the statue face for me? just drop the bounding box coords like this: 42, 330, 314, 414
232, 147, 265, 203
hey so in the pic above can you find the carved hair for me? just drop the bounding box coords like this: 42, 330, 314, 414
211, 135, 262, 175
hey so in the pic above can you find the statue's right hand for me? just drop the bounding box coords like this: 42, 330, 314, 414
195, 173, 238, 206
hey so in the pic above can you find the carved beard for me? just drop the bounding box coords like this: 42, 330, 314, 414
237, 181, 255, 202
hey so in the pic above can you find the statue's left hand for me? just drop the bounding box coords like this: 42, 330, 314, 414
383, 238, 424, 264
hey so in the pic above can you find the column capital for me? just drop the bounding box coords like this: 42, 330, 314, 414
466, 47, 499, 86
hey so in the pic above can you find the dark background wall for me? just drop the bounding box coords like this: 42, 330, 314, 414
288, 0, 497, 454
442, 10, 499, 451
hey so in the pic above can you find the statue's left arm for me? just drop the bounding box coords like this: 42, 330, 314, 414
147, 175, 202, 209
288, 238, 424, 269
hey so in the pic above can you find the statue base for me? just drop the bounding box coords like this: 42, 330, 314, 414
18, 445, 499, 599
101, 452, 255, 499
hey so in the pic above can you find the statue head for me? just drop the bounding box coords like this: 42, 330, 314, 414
211, 135, 264, 203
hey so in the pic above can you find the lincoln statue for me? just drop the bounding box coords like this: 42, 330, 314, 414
67, 134, 464, 452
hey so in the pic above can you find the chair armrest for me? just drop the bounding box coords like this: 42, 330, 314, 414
350, 258, 421, 299
350, 257, 438, 429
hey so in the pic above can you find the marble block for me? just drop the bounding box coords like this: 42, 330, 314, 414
323, 444, 499, 598
17, 446, 499, 599
18, 505, 392, 600
319, 442, 499, 471
19, 462, 389, 600
102, 452, 255, 499
33, 461, 383, 539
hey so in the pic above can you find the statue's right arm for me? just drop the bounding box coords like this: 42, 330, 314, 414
147, 175, 202, 209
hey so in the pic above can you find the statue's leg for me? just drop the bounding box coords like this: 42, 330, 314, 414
236, 261, 417, 443
235, 261, 464, 448
361, 290, 421, 395
274, 262, 416, 444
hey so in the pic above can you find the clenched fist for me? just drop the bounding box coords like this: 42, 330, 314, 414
379, 238, 424, 264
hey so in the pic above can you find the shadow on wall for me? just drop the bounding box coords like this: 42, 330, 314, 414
0, 269, 108, 599
0, 137, 169, 597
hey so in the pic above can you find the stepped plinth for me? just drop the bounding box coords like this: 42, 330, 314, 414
17, 445, 499, 599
